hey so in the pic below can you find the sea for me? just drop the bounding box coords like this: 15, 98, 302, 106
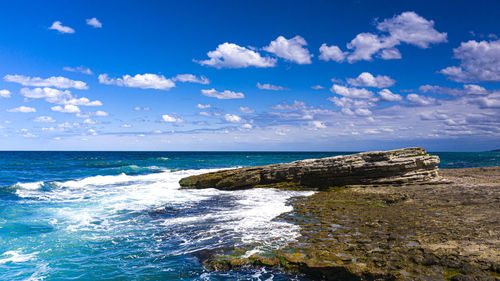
0, 151, 499, 281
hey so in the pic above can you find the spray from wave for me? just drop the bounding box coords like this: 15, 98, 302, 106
6, 168, 313, 258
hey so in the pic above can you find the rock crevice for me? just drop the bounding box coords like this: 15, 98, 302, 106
179, 147, 440, 190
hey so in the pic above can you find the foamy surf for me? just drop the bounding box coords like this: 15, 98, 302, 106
0, 250, 38, 264
9, 168, 313, 257
0, 152, 337, 280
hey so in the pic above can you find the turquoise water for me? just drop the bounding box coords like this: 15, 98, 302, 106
0, 151, 498, 280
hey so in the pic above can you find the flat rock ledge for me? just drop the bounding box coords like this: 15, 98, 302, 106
179, 147, 440, 190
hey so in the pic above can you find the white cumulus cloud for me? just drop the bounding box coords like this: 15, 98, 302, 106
94, 110, 108, 117
347, 33, 394, 63
347, 72, 396, 88
324, 12, 447, 63
319, 43, 347, 62
49, 21, 75, 34
86, 17, 102, 28
0, 89, 11, 98
162, 114, 182, 123
20, 87, 101, 106
376, 11, 447, 48
7, 106, 36, 113
223, 114, 243, 123
263, 35, 312, 64
378, 89, 403, 101
440, 39, 500, 82
330, 84, 375, 99
197, 43, 276, 68
98, 73, 175, 90
51, 104, 81, 113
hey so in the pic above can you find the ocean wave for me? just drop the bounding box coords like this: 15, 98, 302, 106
163, 188, 315, 255
103, 164, 164, 175
12, 181, 44, 190
3, 167, 314, 279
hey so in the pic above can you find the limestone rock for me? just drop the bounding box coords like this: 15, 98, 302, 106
179, 147, 440, 190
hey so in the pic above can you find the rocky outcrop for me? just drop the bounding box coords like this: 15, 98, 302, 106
179, 147, 440, 190
202, 167, 500, 280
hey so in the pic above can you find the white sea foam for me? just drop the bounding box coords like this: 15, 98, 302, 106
13, 181, 44, 190
0, 250, 38, 264
163, 187, 314, 254
12, 168, 314, 256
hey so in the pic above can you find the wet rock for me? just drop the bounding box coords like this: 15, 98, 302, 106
200, 167, 500, 281
180, 147, 440, 190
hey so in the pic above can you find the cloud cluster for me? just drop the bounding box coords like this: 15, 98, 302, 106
20, 87, 102, 106
319, 11, 447, 63
346, 72, 396, 88
331, 84, 375, 99
440, 39, 500, 82
4, 75, 88, 89
197, 43, 277, 68
98, 73, 175, 90
419, 84, 488, 96
198, 35, 314, 68
51, 104, 81, 113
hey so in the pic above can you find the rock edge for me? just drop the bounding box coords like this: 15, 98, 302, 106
179, 147, 440, 190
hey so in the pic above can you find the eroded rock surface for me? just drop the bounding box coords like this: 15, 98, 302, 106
179, 147, 440, 190
202, 167, 500, 281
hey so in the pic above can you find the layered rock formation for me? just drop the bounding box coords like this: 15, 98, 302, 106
179, 147, 440, 190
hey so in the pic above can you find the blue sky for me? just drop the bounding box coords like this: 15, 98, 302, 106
0, 0, 499, 151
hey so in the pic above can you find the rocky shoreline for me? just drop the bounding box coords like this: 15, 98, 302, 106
200, 167, 500, 280
179, 149, 500, 280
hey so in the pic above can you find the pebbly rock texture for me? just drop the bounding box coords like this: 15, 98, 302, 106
179, 147, 440, 190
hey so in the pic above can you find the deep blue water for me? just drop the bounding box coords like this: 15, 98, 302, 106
0, 151, 498, 280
